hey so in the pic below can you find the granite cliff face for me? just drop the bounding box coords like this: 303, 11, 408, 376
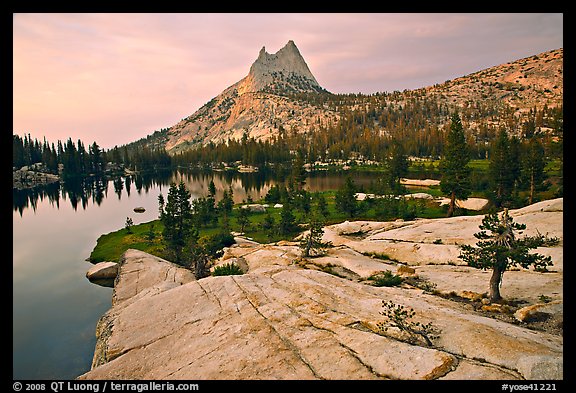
164, 41, 336, 153
240, 40, 322, 95
80, 198, 563, 380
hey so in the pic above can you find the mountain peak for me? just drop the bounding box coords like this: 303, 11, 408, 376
242, 40, 323, 95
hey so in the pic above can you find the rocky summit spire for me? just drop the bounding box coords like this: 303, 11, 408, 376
164, 40, 335, 152
241, 40, 323, 94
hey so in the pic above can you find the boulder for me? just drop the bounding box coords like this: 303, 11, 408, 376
312, 247, 396, 279
514, 300, 563, 322
355, 192, 375, 201
481, 303, 512, 314
400, 178, 440, 186
404, 192, 434, 200
232, 236, 260, 246
86, 262, 119, 281
437, 197, 490, 211
458, 290, 485, 301
241, 204, 266, 212
327, 220, 401, 237
396, 265, 416, 276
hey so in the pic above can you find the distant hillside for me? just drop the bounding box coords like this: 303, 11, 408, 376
421, 48, 563, 116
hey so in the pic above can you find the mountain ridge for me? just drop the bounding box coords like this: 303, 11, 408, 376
141, 42, 562, 154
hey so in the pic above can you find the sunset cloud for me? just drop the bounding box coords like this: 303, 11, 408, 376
13, 13, 563, 149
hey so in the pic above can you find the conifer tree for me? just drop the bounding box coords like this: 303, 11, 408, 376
385, 140, 409, 195
208, 179, 216, 198
261, 211, 276, 241
158, 181, 194, 264
521, 137, 546, 205
439, 113, 471, 217
459, 209, 557, 302
236, 205, 250, 233
489, 129, 514, 207
291, 152, 307, 190
299, 212, 331, 258
279, 202, 297, 235
335, 176, 359, 218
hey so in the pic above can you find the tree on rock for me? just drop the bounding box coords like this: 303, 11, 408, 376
458, 209, 558, 302
299, 212, 331, 258
439, 113, 471, 217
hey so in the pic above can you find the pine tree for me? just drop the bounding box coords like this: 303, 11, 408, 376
89, 142, 104, 174
385, 140, 409, 195
299, 212, 331, 257
208, 179, 216, 198
335, 176, 359, 218
489, 129, 514, 208
159, 181, 194, 264
508, 136, 522, 196
236, 205, 250, 233
458, 209, 557, 302
279, 202, 297, 235
439, 113, 471, 217
313, 192, 330, 218
261, 211, 276, 241
291, 152, 307, 190
521, 138, 546, 205
218, 188, 234, 215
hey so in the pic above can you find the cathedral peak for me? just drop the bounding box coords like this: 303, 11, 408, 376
246, 40, 322, 94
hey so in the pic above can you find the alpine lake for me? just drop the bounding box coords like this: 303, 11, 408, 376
13, 168, 382, 380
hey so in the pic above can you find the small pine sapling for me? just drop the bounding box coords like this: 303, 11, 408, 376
377, 300, 439, 346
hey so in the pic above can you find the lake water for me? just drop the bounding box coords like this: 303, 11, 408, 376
13, 169, 380, 380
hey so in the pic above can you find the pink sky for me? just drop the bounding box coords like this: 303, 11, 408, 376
13, 13, 563, 149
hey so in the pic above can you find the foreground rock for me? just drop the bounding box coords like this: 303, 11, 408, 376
81, 261, 562, 379
80, 199, 562, 380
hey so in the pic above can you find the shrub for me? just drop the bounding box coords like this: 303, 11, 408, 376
368, 270, 403, 287
201, 231, 235, 258
538, 294, 552, 304
212, 262, 244, 276
125, 217, 134, 234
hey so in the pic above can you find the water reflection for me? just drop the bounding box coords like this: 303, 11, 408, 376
13, 169, 279, 216
13, 169, 377, 216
